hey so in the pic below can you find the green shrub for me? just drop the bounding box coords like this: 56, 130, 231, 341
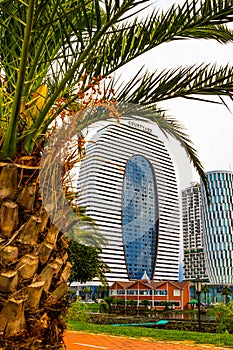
140, 300, 151, 308
112, 298, 125, 305
67, 302, 91, 322
210, 301, 233, 333
127, 300, 137, 306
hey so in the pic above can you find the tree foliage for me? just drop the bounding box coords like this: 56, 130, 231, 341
212, 301, 233, 333
1, 1, 233, 182
68, 240, 110, 284
221, 285, 232, 304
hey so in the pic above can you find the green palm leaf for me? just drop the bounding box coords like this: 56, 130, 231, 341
115, 64, 233, 105
0, 0, 233, 184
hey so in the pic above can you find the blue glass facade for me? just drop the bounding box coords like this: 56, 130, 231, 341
201, 171, 233, 284
122, 155, 159, 280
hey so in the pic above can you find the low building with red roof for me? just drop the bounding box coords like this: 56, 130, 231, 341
110, 276, 190, 310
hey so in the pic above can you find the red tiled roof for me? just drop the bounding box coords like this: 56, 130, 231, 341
110, 280, 190, 290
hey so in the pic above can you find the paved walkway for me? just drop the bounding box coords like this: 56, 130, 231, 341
64, 332, 229, 350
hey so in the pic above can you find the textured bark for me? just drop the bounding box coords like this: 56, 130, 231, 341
0, 163, 70, 349
0, 299, 26, 337
0, 271, 18, 293
0, 201, 18, 236
0, 164, 17, 200
26, 281, 45, 311
46, 283, 68, 306
17, 184, 36, 211
39, 242, 54, 265
16, 255, 39, 280
37, 261, 59, 292
1, 246, 19, 264
60, 262, 72, 283
45, 224, 59, 245
17, 215, 41, 245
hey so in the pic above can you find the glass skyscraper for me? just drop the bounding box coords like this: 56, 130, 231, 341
123, 155, 159, 280
77, 119, 181, 282
201, 171, 233, 284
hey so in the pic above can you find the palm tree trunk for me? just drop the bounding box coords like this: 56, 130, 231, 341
0, 162, 70, 349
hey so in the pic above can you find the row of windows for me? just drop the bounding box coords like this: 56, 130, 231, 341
206, 209, 233, 220
204, 226, 232, 235
207, 249, 233, 260
205, 234, 233, 245
110, 289, 171, 296
207, 172, 233, 181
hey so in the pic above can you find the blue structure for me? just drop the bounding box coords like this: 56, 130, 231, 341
122, 155, 159, 280
190, 284, 233, 305
201, 171, 233, 284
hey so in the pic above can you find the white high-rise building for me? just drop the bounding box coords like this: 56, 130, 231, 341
77, 119, 181, 282
182, 183, 208, 281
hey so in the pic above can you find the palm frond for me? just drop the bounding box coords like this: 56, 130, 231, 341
85, 0, 233, 78
115, 64, 233, 106
1, 0, 233, 179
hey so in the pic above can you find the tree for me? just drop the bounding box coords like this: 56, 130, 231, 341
202, 284, 210, 304
68, 206, 110, 285
162, 300, 173, 311
68, 206, 110, 288
140, 299, 151, 309
103, 296, 114, 313
221, 286, 232, 304
1, 1, 233, 349
68, 241, 110, 285
127, 299, 137, 307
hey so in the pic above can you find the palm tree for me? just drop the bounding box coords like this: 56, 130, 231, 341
1, 1, 233, 349
202, 284, 210, 304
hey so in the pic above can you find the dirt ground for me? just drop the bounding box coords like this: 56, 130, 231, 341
64, 331, 230, 350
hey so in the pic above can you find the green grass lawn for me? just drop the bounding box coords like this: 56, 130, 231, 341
67, 320, 233, 348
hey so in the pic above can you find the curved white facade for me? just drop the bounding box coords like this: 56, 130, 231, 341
77, 120, 181, 282
201, 171, 233, 284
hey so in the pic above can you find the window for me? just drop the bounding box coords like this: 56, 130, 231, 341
117, 290, 125, 295
127, 290, 138, 295
171, 301, 180, 306
139, 290, 152, 295
155, 289, 167, 296
173, 289, 180, 297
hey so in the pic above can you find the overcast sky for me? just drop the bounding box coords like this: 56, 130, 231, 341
116, 0, 233, 181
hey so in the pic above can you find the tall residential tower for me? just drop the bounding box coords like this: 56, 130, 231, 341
182, 183, 208, 281
77, 119, 181, 282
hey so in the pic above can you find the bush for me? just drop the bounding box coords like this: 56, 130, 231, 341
140, 300, 151, 308
210, 301, 233, 333
67, 302, 91, 322
112, 298, 125, 305
127, 300, 137, 306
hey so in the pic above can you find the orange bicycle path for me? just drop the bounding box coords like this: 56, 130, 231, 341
64, 331, 230, 350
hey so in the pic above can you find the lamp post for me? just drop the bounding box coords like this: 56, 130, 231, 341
194, 277, 202, 332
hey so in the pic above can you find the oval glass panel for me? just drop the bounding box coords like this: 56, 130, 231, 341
122, 155, 159, 280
